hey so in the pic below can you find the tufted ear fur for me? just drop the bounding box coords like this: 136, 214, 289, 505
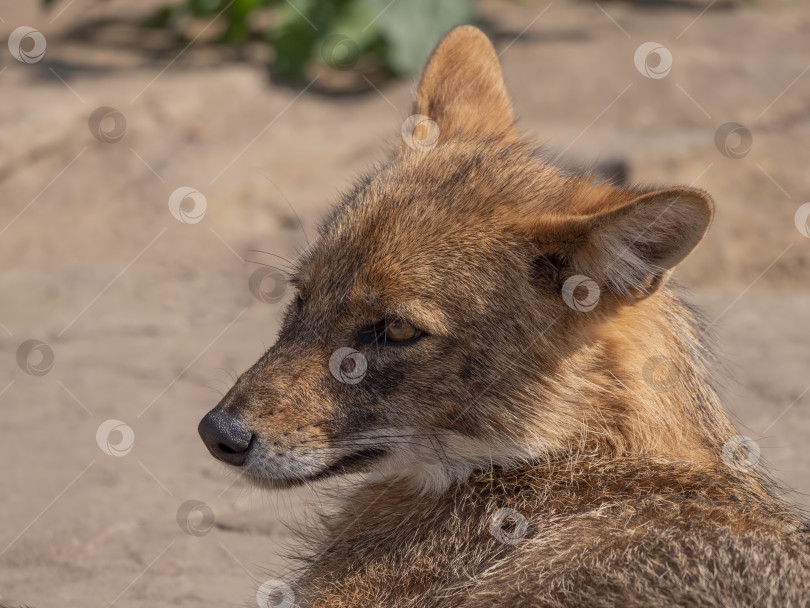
413, 25, 517, 142
527, 187, 714, 299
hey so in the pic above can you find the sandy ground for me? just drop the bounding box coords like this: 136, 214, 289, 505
1, 0, 809, 606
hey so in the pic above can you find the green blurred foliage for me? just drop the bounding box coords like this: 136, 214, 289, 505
44, 0, 477, 80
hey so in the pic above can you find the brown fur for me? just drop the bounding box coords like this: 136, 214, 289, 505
203, 26, 810, 606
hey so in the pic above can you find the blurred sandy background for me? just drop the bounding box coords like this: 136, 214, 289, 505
1, 0, 809, 606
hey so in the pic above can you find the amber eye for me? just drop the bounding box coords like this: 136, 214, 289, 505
384, 319, 422, 342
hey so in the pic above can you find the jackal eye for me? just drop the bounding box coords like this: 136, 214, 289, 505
384, 319, 422, 342
295, 293, 303, 310
357, 318, 425, 346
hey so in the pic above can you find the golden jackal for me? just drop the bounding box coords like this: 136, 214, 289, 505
200, 26, 810, 607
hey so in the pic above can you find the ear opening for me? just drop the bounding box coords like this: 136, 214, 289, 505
412, 25, 517, 142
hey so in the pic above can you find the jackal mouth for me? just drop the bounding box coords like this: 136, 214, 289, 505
307, 447, 388, 482
244, 447, 388, 489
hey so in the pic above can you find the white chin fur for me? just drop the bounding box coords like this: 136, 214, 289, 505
360, 427, 535, 495
243, 440, 324, 483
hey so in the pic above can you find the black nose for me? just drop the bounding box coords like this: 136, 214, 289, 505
198, 409, 253, 466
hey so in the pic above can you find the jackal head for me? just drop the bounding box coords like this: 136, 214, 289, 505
199, 26, 715, 493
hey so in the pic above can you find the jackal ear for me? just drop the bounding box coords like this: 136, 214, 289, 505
413, 25, 517, 141
537, 187, 714, 299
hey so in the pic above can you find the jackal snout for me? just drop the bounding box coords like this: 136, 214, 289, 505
199, 339, 360, 486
